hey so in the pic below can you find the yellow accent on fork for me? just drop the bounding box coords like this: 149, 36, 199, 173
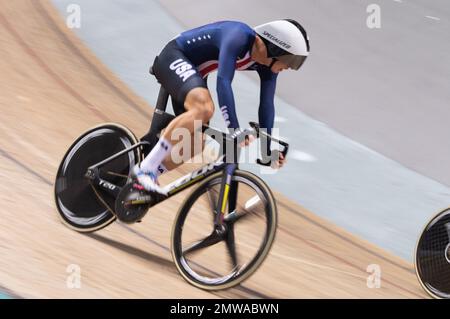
221, 184, 230, 214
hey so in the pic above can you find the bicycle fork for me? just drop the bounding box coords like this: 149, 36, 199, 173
215, 164, 238, 226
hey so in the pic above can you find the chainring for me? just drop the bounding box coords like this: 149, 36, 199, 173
115, 183, 153, 223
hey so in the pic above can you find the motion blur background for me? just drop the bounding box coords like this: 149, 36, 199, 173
0, 0, 448, 298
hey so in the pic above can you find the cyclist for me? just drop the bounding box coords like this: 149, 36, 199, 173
133, 19, 310, 194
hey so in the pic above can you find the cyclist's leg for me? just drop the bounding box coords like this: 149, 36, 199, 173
162, 123, 208, 171
161, 77, 210, 170
159, 89, 213, 170
138, 40, 213, 182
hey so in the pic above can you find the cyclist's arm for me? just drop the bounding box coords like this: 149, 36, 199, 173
256, 66, 278, 158
217, 28, 251, 130
257, 66, 278, 136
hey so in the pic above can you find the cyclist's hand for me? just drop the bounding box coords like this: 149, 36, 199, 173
270, 151, 287, 169
232, 128, 255, 148
239, 134, 256, 148
275, 152, 287, 169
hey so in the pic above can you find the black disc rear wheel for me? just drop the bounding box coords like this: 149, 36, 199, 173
415, 208, 450, 298
54, 123, 140, 232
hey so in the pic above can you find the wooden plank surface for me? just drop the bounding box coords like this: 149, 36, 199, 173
0, 0, 427, 298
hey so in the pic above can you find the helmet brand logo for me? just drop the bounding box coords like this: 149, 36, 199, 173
262, 31, 291, 50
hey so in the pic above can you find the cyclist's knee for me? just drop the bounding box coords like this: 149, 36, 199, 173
185, 88, 214, 122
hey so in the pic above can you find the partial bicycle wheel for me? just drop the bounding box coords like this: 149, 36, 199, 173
171, 170, 277, 290
54, 123, 140, 232
415, 207, 450, 299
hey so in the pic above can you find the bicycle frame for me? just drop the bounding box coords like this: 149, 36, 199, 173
85, 84, 288, 221
85, 123, 242, 218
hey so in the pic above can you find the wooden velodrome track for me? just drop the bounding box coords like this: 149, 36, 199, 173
0, 1, 427, 298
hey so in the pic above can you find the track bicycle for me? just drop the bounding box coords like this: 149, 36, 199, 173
54, 83, 289, 290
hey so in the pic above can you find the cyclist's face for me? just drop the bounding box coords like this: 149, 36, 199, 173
270, 59, 290, 73
251, 37, 291, 72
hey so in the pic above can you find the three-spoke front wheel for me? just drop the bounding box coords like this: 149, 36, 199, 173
171, 170, 277, 290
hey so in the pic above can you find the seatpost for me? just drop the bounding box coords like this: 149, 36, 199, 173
140, 86, 174, 156
155, 86, 169, 112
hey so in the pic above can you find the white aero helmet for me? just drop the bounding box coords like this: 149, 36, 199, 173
254, 19, 310, 70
